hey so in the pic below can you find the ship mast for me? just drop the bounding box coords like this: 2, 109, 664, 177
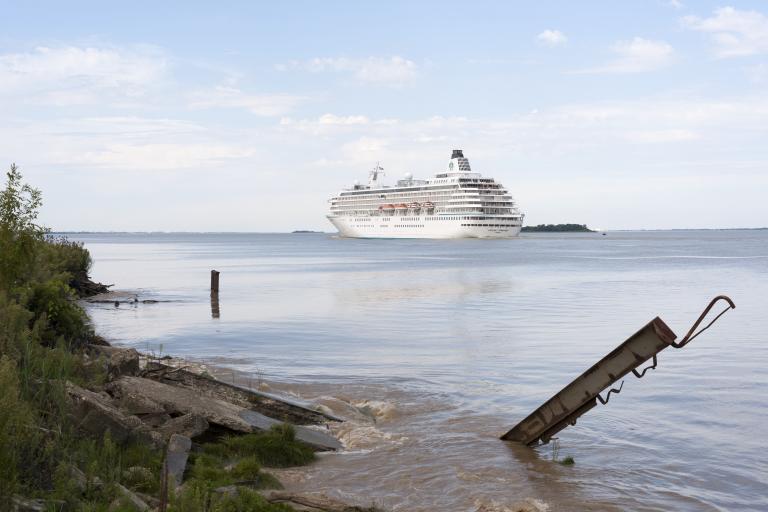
368, 162, 385, 186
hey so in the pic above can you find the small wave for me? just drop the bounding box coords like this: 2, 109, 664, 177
332, 423, 408, 451
352, 399, 399, 422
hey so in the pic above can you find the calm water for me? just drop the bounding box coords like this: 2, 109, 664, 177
73, 231, 768, 511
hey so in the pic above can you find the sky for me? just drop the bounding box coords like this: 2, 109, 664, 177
1, 0, 767, 231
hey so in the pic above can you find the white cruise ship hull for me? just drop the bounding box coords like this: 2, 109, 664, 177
328, 215, 522, 239
326, 150, 524, 239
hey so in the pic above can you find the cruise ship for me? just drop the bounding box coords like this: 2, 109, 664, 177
327, 150, 524, 238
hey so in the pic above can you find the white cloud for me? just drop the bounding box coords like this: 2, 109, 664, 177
580, 37, 674, 73
0, 45, 166, 104
624, 129, 699, 143
281, 56, 417, 85
317, 114, 369, 125
683, 7, 768, 57
537, 29, 567, 47
187, 86, 306, 116
79, 143, 255, 170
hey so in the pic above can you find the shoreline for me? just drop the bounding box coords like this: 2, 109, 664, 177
77, 332, 387, 512
83, 288, 552, 512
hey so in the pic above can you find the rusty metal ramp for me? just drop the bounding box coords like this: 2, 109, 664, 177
501, 295, 735, 446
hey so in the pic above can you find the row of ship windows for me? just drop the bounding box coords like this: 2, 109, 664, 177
350, 225, 425, 228
350, 216, 520, 222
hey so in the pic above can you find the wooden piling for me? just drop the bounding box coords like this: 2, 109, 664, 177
210, 270, 220, 295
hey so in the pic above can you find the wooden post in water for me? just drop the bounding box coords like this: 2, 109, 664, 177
210, 270, 220, 295
210, 270, 220, 318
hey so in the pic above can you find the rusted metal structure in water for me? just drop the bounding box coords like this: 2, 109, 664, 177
501, 295, 735, 446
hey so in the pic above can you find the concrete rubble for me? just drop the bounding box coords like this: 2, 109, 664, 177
63, 345, 354, 509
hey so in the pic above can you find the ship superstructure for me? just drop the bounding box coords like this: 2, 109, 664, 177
326, 150, 524, 239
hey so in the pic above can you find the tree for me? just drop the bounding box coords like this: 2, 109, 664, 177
0, 164, 46, 289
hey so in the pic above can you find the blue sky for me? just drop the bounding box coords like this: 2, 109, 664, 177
1, 1, 767, 230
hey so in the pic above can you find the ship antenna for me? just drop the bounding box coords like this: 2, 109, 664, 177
369, 162, 385, 186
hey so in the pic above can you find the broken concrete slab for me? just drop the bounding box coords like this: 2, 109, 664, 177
88, 344, 140, 378
108, 376, 341, 451
67, 382, 163, 449
142, 362, 342, 425
110, 484, 149, 511
166, 434, 191, 489
67, 382, 143, 443
158, 413, 209, 441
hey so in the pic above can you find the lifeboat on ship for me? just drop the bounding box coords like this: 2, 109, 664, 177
408, 202, 420, 209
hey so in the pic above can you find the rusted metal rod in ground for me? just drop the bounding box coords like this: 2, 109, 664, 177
501, 295, 735, 447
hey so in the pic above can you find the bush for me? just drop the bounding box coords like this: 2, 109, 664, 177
24, 276, 90, 346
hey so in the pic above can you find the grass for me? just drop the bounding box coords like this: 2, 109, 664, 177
220, 424, 316, 468
550, 439, 575, 466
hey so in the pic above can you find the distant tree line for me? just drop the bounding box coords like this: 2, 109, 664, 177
521, 224, 595, 232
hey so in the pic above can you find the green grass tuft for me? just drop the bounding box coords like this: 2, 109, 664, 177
223, 424, 315, 467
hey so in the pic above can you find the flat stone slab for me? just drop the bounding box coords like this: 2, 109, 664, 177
144, 362, 343, 424
166, 434, 191, 488
108, 376, 340, 451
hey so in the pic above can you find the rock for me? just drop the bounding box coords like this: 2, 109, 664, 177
11, 497, 46, 511
89, 345, 140, 379
158, 413, 209, 440
108, 376, 341, 451
66, 464, 103, 494
166, 434, 191, 488
66, 382, 163, 448
141, 412, 173, 428
115, 389, 165, 415
109, 484, 149, 511
108, 348, 140, 378
122, 466, 153, 488
133, 429, 165, 451
11, 497, 67, 511
67, 382, 143, 443
134, 492, 160, 509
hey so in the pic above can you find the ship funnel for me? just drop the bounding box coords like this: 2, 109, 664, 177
448, 149, 472, 173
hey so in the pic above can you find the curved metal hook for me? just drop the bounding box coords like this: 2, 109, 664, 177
597, 380, 624, 405
632, 354, 657, 378
672, 295, 735, 349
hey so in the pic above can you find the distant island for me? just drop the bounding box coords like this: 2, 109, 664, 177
292, 230, 324, 234
521, 224, 595, 232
